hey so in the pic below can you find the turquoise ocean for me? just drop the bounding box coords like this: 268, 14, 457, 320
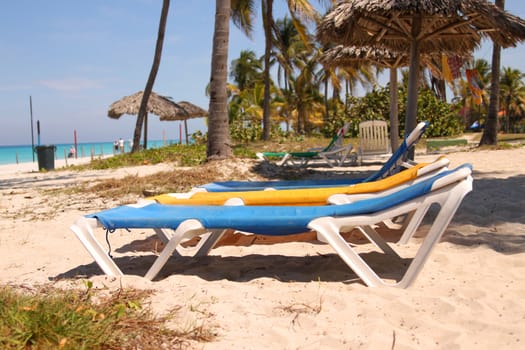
0, 139, 180, 166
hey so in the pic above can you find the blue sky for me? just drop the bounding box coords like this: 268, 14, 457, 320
0, 1, 524, 146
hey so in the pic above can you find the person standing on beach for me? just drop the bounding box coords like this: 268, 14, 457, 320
119, 138, 124, 153
68, 146, 76, 158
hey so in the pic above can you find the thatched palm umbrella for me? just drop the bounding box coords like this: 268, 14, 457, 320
318, 0, 525, 153
108, 91, 186, 149
321, 45, 444, 149
159, 101, 208, 144
321, 45, 414, 149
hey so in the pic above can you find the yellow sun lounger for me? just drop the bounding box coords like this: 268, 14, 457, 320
151, 157, 449, 206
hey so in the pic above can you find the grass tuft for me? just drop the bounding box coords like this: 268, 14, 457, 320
0, 285, 215, 349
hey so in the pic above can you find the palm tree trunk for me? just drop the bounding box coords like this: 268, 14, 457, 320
144, 113, 148, 149
207, 0, 233, 160
262, 0, 273, 140
132, 0, 170, 153
505, 98, 511, 133
480, 0, 505, 145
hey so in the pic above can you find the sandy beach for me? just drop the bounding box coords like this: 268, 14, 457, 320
1, 147, 524, 349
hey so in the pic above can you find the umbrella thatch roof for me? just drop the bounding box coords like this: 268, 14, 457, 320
108, 91, 187, 120
159, 101, 208, 121
317, 0, 525, 53
320, 45, 411, 68
320, 44, 462, 71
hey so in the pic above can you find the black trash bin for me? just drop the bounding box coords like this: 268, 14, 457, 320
35, 145, 56, 171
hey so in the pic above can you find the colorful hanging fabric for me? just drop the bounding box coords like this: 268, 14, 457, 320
447, 55, 463, 80
466, 69, 483, 105
441, 54, 453, 83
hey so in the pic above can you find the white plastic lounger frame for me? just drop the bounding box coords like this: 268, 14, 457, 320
311, 166, 472, 287
70, 165, 472, 288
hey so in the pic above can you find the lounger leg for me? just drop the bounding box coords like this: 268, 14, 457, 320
309, 218, 385, 287
70, 217, 124, 277
277, 153, 292, 166
383, 212, 410, 230
154, 228, 209, 257
153, 228, 171, 244
397, 183, 471, 288
357, 226, 401, 258
194, 229, 227, 257
144, 219, 205, 280
398, 204, 431, 244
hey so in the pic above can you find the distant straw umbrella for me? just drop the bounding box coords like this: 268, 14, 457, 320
318, 0, 525, 157
321, 45, 440, 150
159, 101, 208, 144
321, 45, 412, 149
108, 91, 186, 149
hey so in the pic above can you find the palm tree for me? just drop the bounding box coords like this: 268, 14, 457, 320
272, 17, 299, 98
207, 0, 233, 160
131, 0, 170, 152
285, 45, 327, 133
271, 16, 302, 132
229, 50, 263, 90
231, 0, 256, 37
480, 0, 505, 145
499, 67, 525, 132
261, 0, 329, 140
205, 0, 256, 159
318, 63, 342, 120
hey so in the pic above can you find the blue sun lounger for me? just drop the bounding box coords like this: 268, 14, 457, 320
198, 122, 428, 192
71, 163, 472, 288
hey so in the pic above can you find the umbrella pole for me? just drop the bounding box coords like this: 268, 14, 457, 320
405, 15, 422, 160
389, 67, 399, 151
184, 119, 189, 144
406, 44, 420, 135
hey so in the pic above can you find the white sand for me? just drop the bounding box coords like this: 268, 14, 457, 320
0, 155, 107, 175
1, 147, 524, 349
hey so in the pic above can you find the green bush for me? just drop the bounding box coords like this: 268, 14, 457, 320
343, 86, 463, 138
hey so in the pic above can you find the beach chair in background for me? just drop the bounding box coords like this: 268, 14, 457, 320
256, 122, 354, 167
199, 122, 428, 192
357, 120, 393, 165
70, 163, 472, 288
151, 157, 449, 206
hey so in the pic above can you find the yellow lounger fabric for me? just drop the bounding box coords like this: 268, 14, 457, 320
151, 161, 434, 206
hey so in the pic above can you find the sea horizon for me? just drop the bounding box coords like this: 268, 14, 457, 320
0, 139, 181, 166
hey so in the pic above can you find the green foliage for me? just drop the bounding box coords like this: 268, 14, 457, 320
345, 88, 391, 136
230, 121, 263, 142
232, 144, 257, 158
402, 88, 463, 137
74, 144, 207, 170
320, 99, 350, 137
426, 138, 468, 151
341, 85, 463, 138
